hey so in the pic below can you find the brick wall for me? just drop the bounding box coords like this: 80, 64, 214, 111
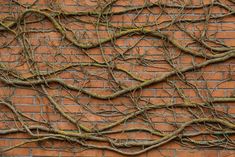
0, 0, 235, 157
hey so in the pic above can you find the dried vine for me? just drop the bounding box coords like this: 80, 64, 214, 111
0, 0, 235, 156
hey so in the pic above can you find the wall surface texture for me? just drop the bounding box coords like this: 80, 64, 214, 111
0, 0, 235, 157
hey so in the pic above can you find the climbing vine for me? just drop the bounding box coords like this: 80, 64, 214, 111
0, 0, 235, 156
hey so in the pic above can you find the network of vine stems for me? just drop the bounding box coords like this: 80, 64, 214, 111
0, 0, 235, 156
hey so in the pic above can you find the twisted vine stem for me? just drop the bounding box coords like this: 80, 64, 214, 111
0, 0, 235, 156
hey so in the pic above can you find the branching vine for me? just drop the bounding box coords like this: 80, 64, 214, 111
0, 0, 235, 156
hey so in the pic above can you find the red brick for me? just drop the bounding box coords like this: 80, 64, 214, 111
1, 148, 30, 156
219, 150, 235, 157
147, 149, 175, 157
176, 150, 218, 157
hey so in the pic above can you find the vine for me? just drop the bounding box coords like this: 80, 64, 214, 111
0, 0, 235, 156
